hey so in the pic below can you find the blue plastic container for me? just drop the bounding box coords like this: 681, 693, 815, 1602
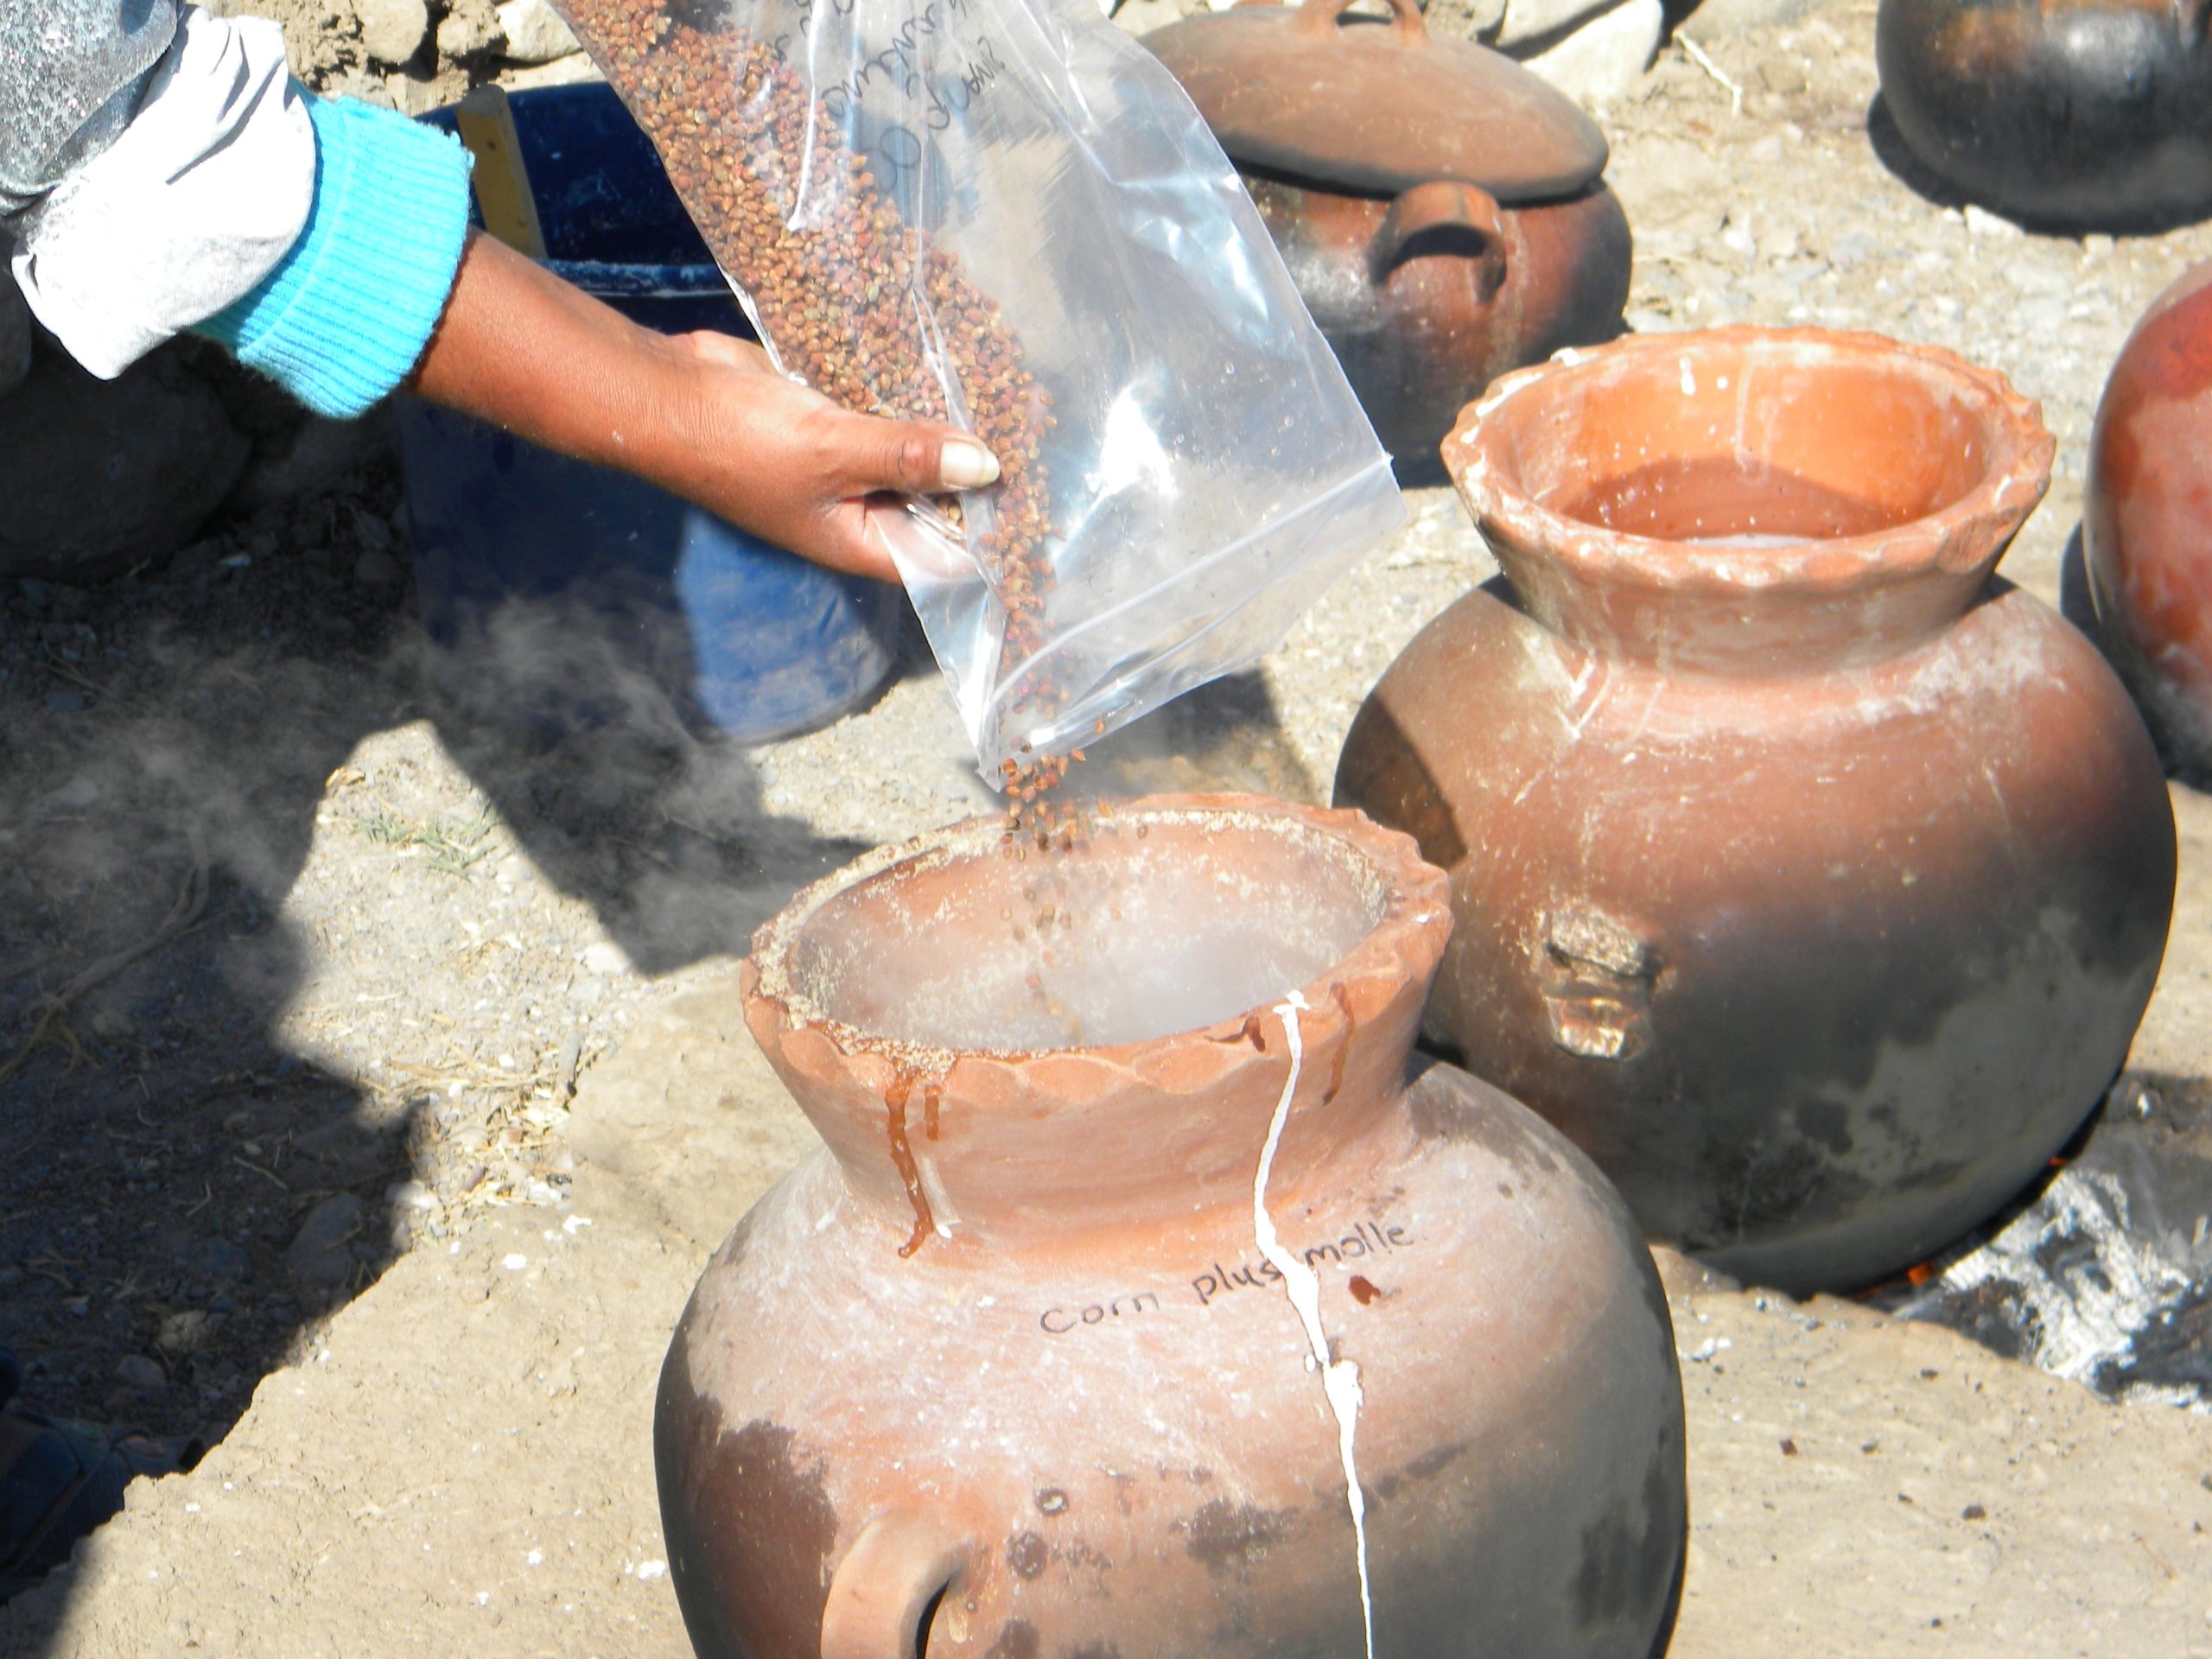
397, 84, 901, 745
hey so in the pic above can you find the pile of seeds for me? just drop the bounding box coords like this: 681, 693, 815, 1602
558, 0, 1076, 827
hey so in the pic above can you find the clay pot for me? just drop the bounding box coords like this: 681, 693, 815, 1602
2087, 262, 2212, 771
658, 794, 1686, 1659
1335, 330, 2176, 1295
1146, 0, 1631, 468
1244, 173, 1632, 468
1876, 0, 2212, 231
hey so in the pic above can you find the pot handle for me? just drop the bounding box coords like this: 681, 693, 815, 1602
1371, 180, 1508, 297
820, 1514, 967, 1659
1292, 0, 1427, 45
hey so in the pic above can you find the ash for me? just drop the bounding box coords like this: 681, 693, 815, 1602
1886, 1077, 2212, 1410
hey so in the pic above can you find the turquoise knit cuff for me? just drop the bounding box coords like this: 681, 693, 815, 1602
194, 92, 474, 420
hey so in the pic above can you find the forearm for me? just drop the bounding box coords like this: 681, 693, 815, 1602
409, 229, 997, 581
410, 232, 708, 499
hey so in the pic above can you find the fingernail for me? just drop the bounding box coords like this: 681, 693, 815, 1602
941, 441, 1001, 490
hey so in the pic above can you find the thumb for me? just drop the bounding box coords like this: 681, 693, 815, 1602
836, 416, 1001, 495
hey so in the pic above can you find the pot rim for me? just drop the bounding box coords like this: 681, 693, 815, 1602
741, 791, 1452, 1081
1445, 326, 2056, 597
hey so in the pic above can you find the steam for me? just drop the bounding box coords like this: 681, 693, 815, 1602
2, 550, 863, 1037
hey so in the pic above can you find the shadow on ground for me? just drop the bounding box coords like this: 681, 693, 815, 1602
0, 442, 1311, 1651
1860, 92, 1971, 219
1865, 92, 2212, 240
0, 477, 855, 1649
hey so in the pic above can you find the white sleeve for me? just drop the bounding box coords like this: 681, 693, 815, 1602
10, 6, 315, 379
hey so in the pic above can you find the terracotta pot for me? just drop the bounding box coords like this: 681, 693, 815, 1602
1245, 172, 1631, 467
1335, 330, 2177, 1294
2087, 262, 2212, 771
1146, 0, 1631, 468
1876, 0, 2212, 230
658, 794, 1686, 1659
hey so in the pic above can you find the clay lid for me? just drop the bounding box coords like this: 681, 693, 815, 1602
1144, 0, 1607, 199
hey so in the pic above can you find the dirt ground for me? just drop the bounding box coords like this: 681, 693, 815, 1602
4, 0, 2212, 1652
11, 983, 2212, 1657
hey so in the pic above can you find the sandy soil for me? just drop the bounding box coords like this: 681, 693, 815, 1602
11, 977, 2212, 1657
3, 0, 2212, 1652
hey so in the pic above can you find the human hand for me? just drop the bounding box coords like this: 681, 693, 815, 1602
659, 329, 998, 582
411, 232, 997, 584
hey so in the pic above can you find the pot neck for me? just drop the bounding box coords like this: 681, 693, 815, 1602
738, 795, 1453, 1258
1489, 524, 2003, 676
748, 945, 1438, 1255
1448, 328, 2055, 676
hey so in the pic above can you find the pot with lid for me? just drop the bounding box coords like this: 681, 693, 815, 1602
1146, 0, 1632, 469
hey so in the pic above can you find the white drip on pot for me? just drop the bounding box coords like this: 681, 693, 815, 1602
1252, 989, 1374, 1659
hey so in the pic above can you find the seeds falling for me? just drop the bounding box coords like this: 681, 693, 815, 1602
560, 0, 1074, 823
563, 0, 1114, 1112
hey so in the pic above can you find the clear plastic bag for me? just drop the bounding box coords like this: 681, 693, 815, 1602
554, 0, 1403, 779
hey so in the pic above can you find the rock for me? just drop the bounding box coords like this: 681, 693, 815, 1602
114, 1355, 167, 1395
1519, 0, 1663, 103
225, 408, 394, 516
355, 0, 430, 63
0, 272, 30, 402
1425, 0, 1511, 40
499, 53, 603, 90
0, 345, 249, 582
1828, 228, 1878, 270
496, 0, 577, 62
385, 67, 464, 115
1963, 202, 2025, 240
1496, 0, 1616, 49
200, 0, 354, 75
1757, 53, 1808, 93
580, 939, 633, 976
1677, 0, 1819, 33
284, 1194, 366, 1292
294, 1119, 402, 1187
353, 547, 401, 588
176, 339, 395, 515
321, 67, 400, 109
156, 1310, 219, 1357
435, 0, 504, 61
84, 1004, 134, 1041
186, 1236, 252, 1284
